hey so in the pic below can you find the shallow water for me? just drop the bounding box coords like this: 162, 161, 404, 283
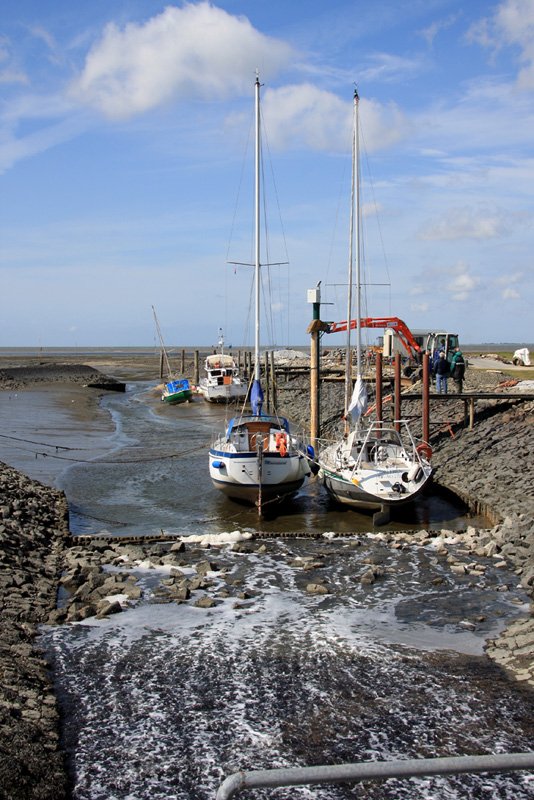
1, 381, 533, 799
0, 381, 488, 537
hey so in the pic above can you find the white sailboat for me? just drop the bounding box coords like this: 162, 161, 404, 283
318, 89, 432, 519
209, 75, 312, 511
198, 328, 248, 404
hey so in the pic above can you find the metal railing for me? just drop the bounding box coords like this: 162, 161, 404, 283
216, 752, 534, 799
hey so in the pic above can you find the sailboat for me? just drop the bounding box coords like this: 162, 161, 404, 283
152, 306, 192, 405
198, 328, 248, 404
208, 75, 312, 511
317, 89, 432, 518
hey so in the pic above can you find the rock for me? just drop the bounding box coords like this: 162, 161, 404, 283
194, 596, 216, 608
306, 583, 329, 595
96, 599, 123, 617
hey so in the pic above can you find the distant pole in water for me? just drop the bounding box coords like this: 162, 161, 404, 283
270, 350, 277, 411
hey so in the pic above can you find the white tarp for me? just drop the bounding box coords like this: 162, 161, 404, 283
513, 348, 531, 366
347, 375, 368, 420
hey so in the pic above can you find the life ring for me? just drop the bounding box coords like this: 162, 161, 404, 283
275, 432, 287, 457
416, 442, 432, 461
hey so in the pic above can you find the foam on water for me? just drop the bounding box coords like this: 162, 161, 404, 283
42, 546, 533, 800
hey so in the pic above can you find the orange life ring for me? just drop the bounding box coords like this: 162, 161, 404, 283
416, 442, 432, 461
275, 432, 287, 457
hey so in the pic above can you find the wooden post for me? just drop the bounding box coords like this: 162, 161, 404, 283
159, 350, 164, 380
181, 349, 185, 374
310, 327, 319, 452
308, 292, 322, 452
394, 353, 401, 432
469, 397, 475, 430
194, 351, 199, 385
375, 352, 383, 424
422, 352, 430, 445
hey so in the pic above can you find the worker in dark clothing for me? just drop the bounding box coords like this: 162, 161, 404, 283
450, 347, 466, 394
434, 351, 450, 394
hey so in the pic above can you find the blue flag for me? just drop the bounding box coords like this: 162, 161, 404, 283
250, 379, 264, 416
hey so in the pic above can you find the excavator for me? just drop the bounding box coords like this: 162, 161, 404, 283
322, 316, 460, 377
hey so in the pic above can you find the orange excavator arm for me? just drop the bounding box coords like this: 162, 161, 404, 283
325, 316, 422, 358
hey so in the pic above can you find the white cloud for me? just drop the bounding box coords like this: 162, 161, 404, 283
0, 35, 28, 85
69, 2, 294, 119
418, 14, 460, 47
468, 0, 534, 89
448, 263, 479, 301
418, 206, 511, 241
257, 85, 407, 153
502, 287, 520, 299
410, 302, 429, 313
358, 52, 422, 83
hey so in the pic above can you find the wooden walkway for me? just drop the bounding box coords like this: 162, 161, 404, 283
401, 391, 534, 429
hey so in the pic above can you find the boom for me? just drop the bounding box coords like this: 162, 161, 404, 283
326, 316, 422, 358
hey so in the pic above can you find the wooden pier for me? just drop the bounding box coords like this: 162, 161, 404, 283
401, 391, 534, 430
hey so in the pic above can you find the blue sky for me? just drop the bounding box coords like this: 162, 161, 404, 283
1, 0, 532, 348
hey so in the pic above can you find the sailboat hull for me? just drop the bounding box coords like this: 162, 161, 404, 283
319, 464, 430, 510
209, 413, 311, 505
162, 390, 192, 404
318, 425, 432, 512
209, 449, 309, 504
161, 379, 193, 404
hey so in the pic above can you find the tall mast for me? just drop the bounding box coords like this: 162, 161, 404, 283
344, 88, 360, 415
354, 88, 362, 380
254, 73, 261, 383
152, 305, 172, 379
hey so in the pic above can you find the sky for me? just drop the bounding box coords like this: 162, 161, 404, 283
1, 0, 533, 348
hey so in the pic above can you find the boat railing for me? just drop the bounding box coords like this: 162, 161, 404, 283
215, 752, 534, 800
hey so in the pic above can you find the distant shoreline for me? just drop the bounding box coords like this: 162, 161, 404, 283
0, 343, 532, 357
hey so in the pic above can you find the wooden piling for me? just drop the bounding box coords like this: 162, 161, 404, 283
310, 326, 320, 450
375, 352, 383, 423
394, 354, 401, 432
422, 353, 430, 445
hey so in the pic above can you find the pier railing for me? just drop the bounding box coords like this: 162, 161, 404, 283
215, 752, 534, 799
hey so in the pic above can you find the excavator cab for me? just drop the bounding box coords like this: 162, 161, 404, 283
426, 333, 459, 362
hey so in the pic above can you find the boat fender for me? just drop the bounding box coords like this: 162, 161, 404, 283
212, 460, 225, 469
416, 442, 432, 461
307, 444, 315, 460
275, 432, 287, 457
406, 465, 423, 483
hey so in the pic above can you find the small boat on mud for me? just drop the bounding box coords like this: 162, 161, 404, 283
161, 378, 193, 405
152, 306, 193, 405
198, 330, 248, 404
